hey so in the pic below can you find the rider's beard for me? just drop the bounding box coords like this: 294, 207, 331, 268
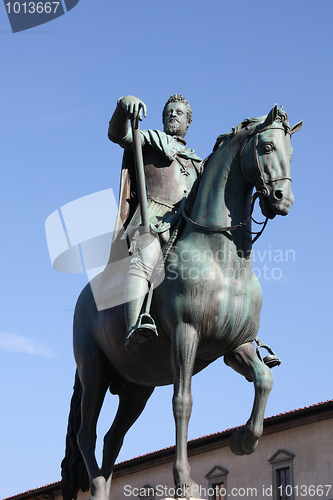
165, 119, 181, 136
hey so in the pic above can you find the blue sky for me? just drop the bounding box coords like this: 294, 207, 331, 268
1, 1, 332, 498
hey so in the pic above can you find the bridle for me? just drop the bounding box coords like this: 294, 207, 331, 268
182, 124, 292, 243
239, 124, 292, 198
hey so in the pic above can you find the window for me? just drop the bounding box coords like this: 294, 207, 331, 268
268, 449, 295, 500
205, 466, 229, 500
211, 481, 225, 500
276, 466, 291, 499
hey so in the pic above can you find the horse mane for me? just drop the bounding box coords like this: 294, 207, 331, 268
213, 117, 260, 152
213, 107, 290, 152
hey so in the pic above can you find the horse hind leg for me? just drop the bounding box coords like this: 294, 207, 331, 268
101, 382, 154, 494
76, 344, 112, 500
224, 341, 273, 455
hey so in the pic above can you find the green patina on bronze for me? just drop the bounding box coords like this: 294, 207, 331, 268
61, 99, 302, 500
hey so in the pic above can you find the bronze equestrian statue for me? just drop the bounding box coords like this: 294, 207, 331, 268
61, 99, 302, 500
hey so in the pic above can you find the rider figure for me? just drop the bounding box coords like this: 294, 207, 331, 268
108, 95, 202, 351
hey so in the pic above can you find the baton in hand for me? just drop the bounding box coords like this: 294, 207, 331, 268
131, 114, 149, 233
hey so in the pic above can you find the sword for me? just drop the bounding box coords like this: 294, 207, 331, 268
131, 114, 149, 233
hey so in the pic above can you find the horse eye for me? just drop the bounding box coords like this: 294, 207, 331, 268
263, 143, 273, 153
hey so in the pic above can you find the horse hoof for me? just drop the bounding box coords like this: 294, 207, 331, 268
230, 428, 258, 456
175, 481, 200, 499
90, 476, 109, 500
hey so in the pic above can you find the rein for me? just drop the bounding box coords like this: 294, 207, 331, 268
182, 192, 267, 244
182, 124, 291, 244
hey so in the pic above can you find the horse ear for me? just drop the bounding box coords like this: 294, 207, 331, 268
291, 120, 303, 135
262, 104, 278, 128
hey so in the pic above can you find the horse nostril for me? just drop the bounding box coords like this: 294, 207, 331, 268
274, 190, 283, 200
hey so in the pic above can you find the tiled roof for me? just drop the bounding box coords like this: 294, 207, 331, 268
3, 482, 62, 500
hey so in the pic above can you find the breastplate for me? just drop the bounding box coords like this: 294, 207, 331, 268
143, 145, 197, 204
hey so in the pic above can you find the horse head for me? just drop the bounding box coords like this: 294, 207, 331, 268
240, 105, 303, 219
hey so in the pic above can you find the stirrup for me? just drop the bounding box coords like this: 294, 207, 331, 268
255, 337, 281, 368
124, 313, 158, 352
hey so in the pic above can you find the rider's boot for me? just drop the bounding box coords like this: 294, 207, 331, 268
124, 273, 158, 353
124, 231, 162, 352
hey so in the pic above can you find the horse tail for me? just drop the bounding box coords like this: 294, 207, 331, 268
61, 371, 89, 500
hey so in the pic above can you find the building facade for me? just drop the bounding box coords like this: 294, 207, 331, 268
5, 401, 333, 500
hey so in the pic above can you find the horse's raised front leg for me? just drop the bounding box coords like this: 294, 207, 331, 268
224, 341, 273, 455
171, 323, 199, 498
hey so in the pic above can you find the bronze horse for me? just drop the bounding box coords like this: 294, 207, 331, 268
61, 105, 302, 500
